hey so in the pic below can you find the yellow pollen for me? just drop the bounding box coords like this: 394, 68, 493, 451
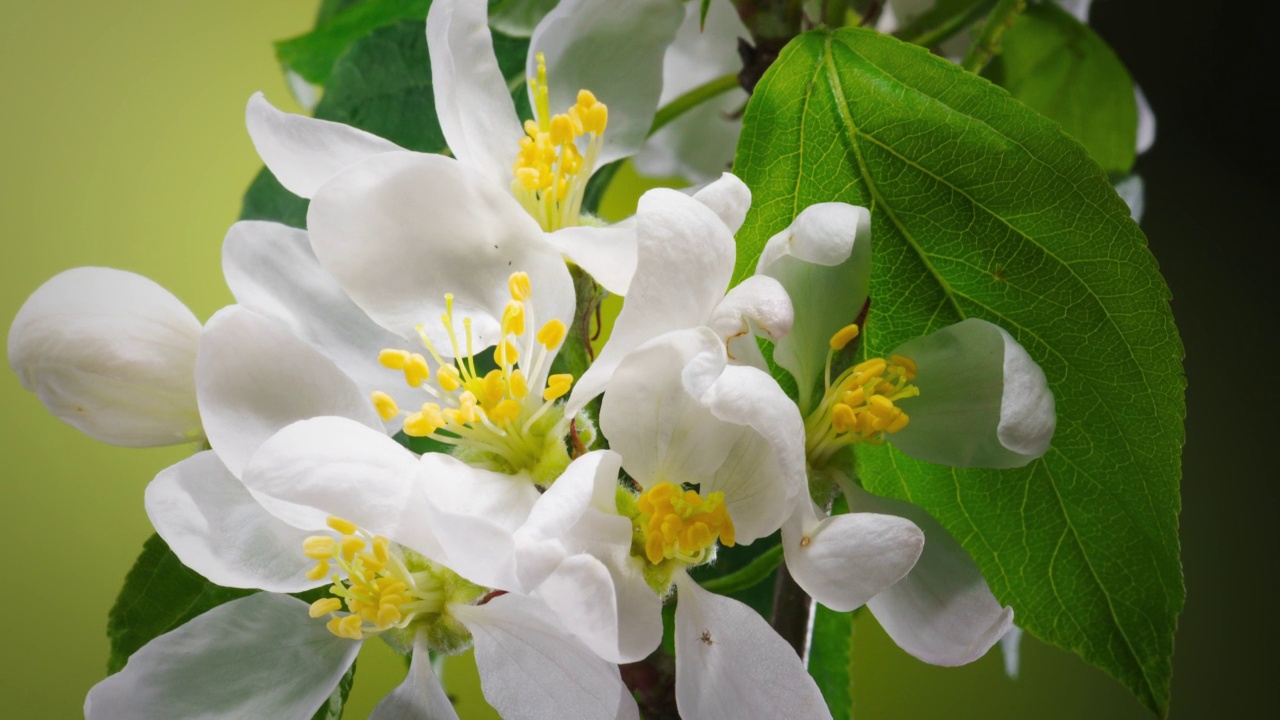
403, 353, 430, 387
305, 560, 330, 581
327, 517, 358, 535
543, 373, 573, 402
502, 300, 526, 337
370, 391, 399, 421
509, 272, 532, 302
537, 319, 567, 349
636, 482, 735, 566
303, 536, 337, 560
829, 323, 861, 351
496, 338, 520, 366
509, 369, 529, 399
379, 348, 410, 370
437, 365, 462, 392
310, 598, 343, 618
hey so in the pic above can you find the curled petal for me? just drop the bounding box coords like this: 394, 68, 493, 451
691, 173, 752, 236
780, 494, 923, 612
8, 267, 201, 447
891, 318, 1056, 468
245, 92, 402, 199
85, 593, 359, 720
707, 274, 793, 371
756, 203, 871, 411
545, 222, 638, 296
845, 481, 1015, 666
568, 188, 735, 411
673, 574, 831, 720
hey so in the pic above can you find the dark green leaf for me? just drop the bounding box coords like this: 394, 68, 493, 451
808, 606, 854, 719
700, 0, 712, 30
277, 0, 432, 85
984, 2, 1138, 174
733, 28, 1183, 715
239, 166, 309, 228
106, 534, 253, 674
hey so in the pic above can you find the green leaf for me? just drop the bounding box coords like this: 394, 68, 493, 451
277, 0, 432, 85
808, 606, 854, 720
700, 0, 712, 30
240, 18, 531, 225
733, 28, 1183, 715
697, 543, 783, 595
106, 534, 253, 674
983, 3, 1138, 174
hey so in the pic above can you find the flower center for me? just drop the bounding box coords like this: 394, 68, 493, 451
804, 323, 920, 466
303, 516, 480, 641
635, 482, 736, 567
511, 52, 608, 232
371, 272, 575, 478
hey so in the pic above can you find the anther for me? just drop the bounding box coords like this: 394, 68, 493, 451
537, 319, 567, 349
829, 324, 861, 351
509, 272, 532, 302
370, 391, 399, 421
327, 517, 358, 535
379, 349, 410, 370
303, 536, 337, 560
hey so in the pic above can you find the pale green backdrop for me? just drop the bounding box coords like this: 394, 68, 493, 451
0, 1, 1191, 718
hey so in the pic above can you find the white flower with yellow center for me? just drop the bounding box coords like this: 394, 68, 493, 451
94, 420, 642, 719
511, 328, 914, 719
246, 0, 685, 296
750, 202, 1057, 665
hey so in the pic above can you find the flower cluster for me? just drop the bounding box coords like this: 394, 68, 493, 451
9, 1, 1058, 718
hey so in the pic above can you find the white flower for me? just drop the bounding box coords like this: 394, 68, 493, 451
752, 202, 1055, 664
247, 0, 685, 296
8, 267, 203, 447
110, 419, 639, 720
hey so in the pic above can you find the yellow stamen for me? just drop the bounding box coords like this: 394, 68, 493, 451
309, 598, 343, 618
379, 349, 410, 370
829, 323, 861, 351
537, 319, 567, 349
543, 373, 573, 402
805, 352, 921, 465
635, 482, 735, 566
303, 536, 337, 560
370, 391, 399, 421
327, 517, 358, 535
509, 272, 532, 302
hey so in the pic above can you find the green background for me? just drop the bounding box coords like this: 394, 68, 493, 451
0, 0, 1273, 718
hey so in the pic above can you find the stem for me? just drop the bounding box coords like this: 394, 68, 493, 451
960, 0, 1025, 74
770, 562, 813, 658
699, 544, 785, 595
905, 0, 997, 49
823, 0, 849, 28
648, 72, 740, 137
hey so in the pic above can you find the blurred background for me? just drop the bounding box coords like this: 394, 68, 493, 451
0, 0, 1273, 717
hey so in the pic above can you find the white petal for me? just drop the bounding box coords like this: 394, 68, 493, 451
673, 574, 831, 720
453, 593, 639, 720
245, 92, 402, 199
1056, 0, 1093, 23
241, 416, 440, 558
427, 0, 524, 188
85, 593, 359, 720
691, 172, 752, 235
222, 220, 415, 431
780, 495, 923, 612
845, 482, 1015, 666
196, 306, 382, 478
419, 451, 543, 590
307, 151, 572, 349
1000, 624, 1024, 680
890, 318, 1056, 469
146, 451, 322, 593
632, 1, 749, 182
545, 222, 637, 296
537, 553, 662, 664
529, 0, 685, 165
1134, 85, 1156, 155
708, 274, 793, 371
515, 450, 624, 588
1114, 174, 1146, 223
756, 203, 871, 411
698, 363, 805, 540
369, 630, 459, 720
8, 267, 201, 447
568, 188, 735, 411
